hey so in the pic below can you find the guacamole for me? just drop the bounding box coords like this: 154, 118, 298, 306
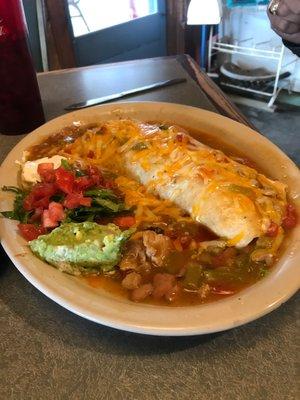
29, 222, 134, 276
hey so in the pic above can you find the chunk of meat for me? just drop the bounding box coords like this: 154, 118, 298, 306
122, 272, 142, 290
282, 204, 297, 229
266, 221, 279, 237
152, 273, 176, 300
142, 231, 173, 267
131, 283, 153, 302
113, 216, 136, 229
119, 240, 148, 271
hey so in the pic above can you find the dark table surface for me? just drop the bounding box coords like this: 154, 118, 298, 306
0, 55, 298, 400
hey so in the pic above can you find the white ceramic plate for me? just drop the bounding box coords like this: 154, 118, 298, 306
1, 102, 299, 336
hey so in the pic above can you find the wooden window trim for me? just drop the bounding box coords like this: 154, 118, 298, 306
44, 0, 76, 70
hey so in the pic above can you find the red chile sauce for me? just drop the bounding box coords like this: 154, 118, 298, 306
26, 122, 292, 306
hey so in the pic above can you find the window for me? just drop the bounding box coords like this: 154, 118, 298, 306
68, 0, 158, 37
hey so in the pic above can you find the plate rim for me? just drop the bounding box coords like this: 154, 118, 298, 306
1, 101, 299, 336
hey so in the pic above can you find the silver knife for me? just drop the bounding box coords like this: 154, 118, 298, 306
64, 78, 187, 110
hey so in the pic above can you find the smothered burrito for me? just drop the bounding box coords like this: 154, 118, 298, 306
1, 119, 297, 305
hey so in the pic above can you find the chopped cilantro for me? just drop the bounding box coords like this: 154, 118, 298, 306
1, 186, 31, 223
60, 159, 72, 170
131, 142, 148, 151
159, 125, 169, 130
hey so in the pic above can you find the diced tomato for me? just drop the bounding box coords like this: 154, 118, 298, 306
23, 183, 57, 211
18, 223, 46, 241
38, 162, 54, 172
212, 247, 237, 268
41, 170, 55, 183
73, 176, 94, 192
87, 165, 100, 176
87, 150, 95, 158
33, 196, 51, 209
32, 183, 57, 198
54, 167, 75, 194
37, 163, 55, 183
23, 192, 36, 211
104, 180, 116, 189
48, 202, 65, 222
113, 216, 136, 228
63, 194, 79, 209
282, 204, 297, 229
63, 194, 78, 209
176, 133, 183, 142
79, 197, 92, 207
87, 165, 103, 186
29, 207, 43, 223
266, 221, 279, 237
41, 202, 65, 228
42, 210, 59, 228
63, 193, 92, 209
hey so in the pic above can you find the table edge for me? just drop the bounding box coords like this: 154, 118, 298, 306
176, 55, 256, 130
37, 54, 255, 130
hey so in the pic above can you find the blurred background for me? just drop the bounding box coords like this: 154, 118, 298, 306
23, 0, 300, 113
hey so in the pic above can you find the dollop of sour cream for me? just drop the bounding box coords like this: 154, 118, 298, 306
20, 155, 67, 184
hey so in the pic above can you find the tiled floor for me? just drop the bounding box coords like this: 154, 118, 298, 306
239, 105, 300, 165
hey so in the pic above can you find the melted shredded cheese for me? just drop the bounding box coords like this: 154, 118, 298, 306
61, 121, 193, 225
114, 176, 191, 225
58, 119, 287, 233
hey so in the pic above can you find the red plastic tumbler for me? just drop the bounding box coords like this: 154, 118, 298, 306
0, 0, 45, 135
